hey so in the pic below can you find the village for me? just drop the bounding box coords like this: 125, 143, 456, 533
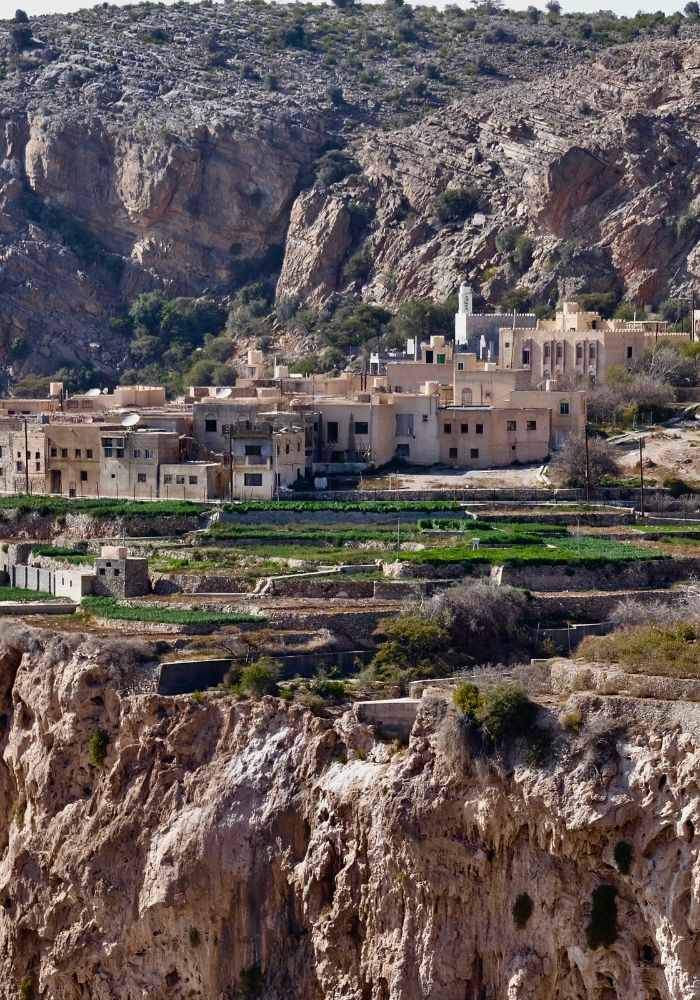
2, 293, 697, 502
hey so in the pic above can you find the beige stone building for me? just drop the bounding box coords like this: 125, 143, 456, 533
499, 300, 684, 383
0, 418, 47, 494
439, 405, 551, 468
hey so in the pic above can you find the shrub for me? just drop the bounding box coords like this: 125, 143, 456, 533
88, 729, 109, 767
189, 928, 201, 948
240, 964, 264, 997
18, 978, 33, 1000
613, 840, 632, 875
478, 685, 537, 743
431, 186, 484, 224
370, 612, 451, 685
192, 691, 204, 705
549, 434, 621, 489
453, 683, 482, 719
561, 710, 584, 732
512, 892, 533, 928
239, 657, 280, 697
353, 747, 368, 761
586, 885, 618, 949
9, 795, 26, 828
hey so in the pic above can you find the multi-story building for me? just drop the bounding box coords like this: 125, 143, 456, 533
499, 300, 681, 383
0, 417, 47, 494
454, 282, 537, 356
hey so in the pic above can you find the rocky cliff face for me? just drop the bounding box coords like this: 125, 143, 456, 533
1, 623, 699, 1000
279, 37, 700, 309
0, 3, 698, 385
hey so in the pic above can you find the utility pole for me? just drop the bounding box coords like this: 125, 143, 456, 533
639, 437, 645, 518
228, 424, 234, 503
22, 417, 29, 494
584, 425, 591, 503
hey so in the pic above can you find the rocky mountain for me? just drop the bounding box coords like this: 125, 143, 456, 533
0, 2, 698, 386
1, 623, 698, 999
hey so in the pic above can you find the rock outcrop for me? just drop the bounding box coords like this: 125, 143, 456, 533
280, 37, 700, 309
1, 623, 699, 999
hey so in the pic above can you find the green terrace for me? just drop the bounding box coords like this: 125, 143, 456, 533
0, 496, 209, 518
397, 536, 667, 567
29, 545, 95, 565
222, 500, 464, 513
79, 597, 265, 626
0, 585, 61, 603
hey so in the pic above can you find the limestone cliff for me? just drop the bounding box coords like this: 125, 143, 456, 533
0, 2, 699, 385
0, 623, 698, 999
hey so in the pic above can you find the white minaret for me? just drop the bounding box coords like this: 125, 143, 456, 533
455, 282, 473, 345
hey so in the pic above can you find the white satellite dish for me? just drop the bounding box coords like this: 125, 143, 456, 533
86, 387, 102, 396
121, 412, 141, 428
102, 387, 109, 394
215, 387, 232, 399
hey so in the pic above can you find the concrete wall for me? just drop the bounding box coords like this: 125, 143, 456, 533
355, 698, 419, 736
53, 570, 95, 599
158, 649, 374, 695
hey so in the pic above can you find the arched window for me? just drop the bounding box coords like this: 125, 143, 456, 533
461, 387, 473, 404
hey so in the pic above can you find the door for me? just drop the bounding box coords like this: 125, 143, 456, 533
50, 470, 62, 494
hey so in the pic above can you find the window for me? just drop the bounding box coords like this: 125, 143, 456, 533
354, 421, 369, 435
189, 476, 198, 485
80, 471, 88, 482
133, 448, 141, 459
460, 424, 468, 434
285, 443, 290, 455
145, 449, 153, 460
527, 420, 537, 431
457, 362, 464, 371
589, 345, 596, 360
470, 448, 479, 459
425, 350, 434, 364
576, 344, 583, 361
437, 353, 446, 365
244, 473, 263, 486
505, 341, 510, 348
245, 444, 262, 456
50, 447, 57, 457
205, 418, 217, 433
163, 474, 173, 484
113, 568, 120, 577
137, 473, 147, 483
15, 461, 21, 472
544, 344, 551, 359
86, 449, 93, 459
556, 344, 563, 360
559, 400, 570, 415
506, 420, 516, 431
449, 447, 458, 458
522, 350, 530, 365
75, 449, 82, 458
176, 475, 185, 485
35, 463, 40, 472
422, 414, 429, 423
476, 423, 483, 435
443, 423, 452, 434
34, 451, 40, 460
327, 422, 339, 444
626, 346, 633, 359
61, 448, 68, 458
99, 568, 105, 576
395, 414, 414, 437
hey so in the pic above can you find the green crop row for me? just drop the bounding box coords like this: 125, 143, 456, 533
399, 537, 666, 567
0, 495, 209, 518
0, 585, 59, 602
223, 500, 463, 513
80, 597, 265, 626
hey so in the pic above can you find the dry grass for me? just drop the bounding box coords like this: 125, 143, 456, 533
579, 624, 700, 679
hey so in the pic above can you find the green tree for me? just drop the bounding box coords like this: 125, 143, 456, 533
431, 186, 484, 224
371, 612, 450, 681
478, 684, 537, 742
239, 657, 281, 697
